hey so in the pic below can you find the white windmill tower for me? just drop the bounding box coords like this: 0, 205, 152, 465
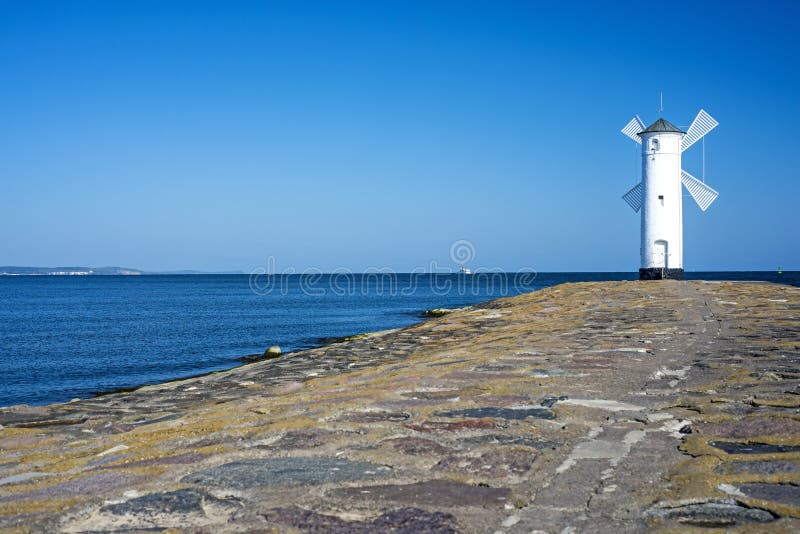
621, 109, 719, 279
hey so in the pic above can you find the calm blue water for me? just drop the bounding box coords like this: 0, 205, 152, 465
1, 272, 796, 407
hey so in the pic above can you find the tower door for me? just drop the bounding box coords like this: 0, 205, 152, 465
653, 240, 668, 269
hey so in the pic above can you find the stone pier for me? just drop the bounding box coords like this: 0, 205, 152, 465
1, 281, 798, 532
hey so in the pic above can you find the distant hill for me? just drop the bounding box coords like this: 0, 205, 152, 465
0, 266, 143, 276
0, 266, 245, 276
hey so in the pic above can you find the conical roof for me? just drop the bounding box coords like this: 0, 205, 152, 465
637, 118, 685, 135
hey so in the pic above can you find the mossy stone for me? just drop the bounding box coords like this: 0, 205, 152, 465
263, 346, 282, 359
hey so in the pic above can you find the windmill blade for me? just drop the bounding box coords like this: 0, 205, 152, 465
621, 116, 645, 144
622, 182, 643, 212
681, 170, 719, 211
681, 109, 718, 152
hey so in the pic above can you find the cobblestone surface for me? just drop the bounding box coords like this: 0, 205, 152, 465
0, 281, 798, 532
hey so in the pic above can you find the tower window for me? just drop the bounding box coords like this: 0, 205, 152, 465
658, 195, 664, 200
652, 139, 660, 151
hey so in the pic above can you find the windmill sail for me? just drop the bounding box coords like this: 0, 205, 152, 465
621, 116, 645, 144
681, 109, 718, 152
622, 182, 643, 212
681, 170, 719, 211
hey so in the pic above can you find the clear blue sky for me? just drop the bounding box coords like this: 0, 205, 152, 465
1, 1, 797, 272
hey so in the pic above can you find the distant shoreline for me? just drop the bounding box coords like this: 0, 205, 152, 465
0, 266, 245, 276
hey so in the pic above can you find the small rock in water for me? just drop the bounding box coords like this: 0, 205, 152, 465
264, 346, 282, 358
240, 345, 284, 363
423, 308, 455, 317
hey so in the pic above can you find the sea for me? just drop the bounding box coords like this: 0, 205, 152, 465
1, 271, 797, 407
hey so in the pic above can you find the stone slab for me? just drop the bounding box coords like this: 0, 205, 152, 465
181, 457, 393, 489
